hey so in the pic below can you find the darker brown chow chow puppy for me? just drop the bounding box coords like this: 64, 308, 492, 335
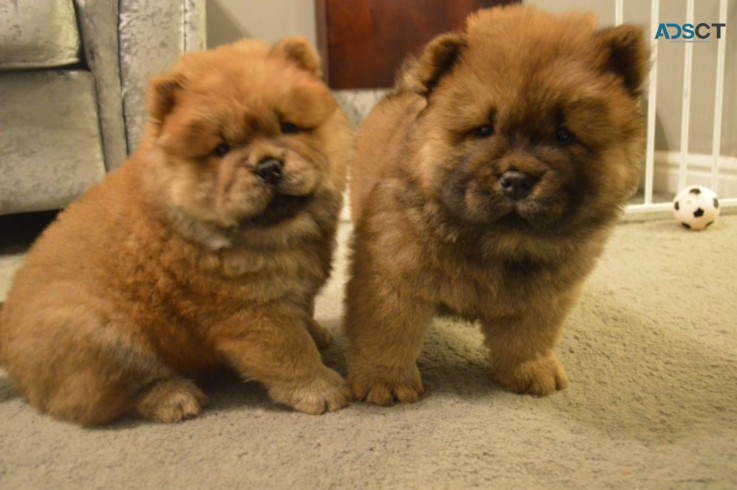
0, 38, 353, 425
345, 5, 647, 405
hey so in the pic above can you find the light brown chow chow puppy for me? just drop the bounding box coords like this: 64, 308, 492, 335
0, 38, 353, 425
345, 5, 647, 405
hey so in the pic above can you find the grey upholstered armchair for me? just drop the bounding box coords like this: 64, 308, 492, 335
0, 0, 206, 215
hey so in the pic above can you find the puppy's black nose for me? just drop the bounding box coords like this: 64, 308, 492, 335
499, 171, 537, 201
254, 158, 283, 186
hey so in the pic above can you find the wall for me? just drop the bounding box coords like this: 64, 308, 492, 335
528, 0, 736, 158
528, 0, 736, 196
206, 0, 316, 48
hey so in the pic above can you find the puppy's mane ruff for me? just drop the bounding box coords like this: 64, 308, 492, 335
164, 205, 233, 251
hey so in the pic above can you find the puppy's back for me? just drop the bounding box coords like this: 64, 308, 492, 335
350, 94, 425, 224
0, 160, 148, 350
8, 161, 143, 286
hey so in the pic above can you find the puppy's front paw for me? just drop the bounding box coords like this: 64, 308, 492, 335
135, 378, 209, 423
269, 367, 351, 415
349, 364, 424, 406
491, 354, 568, 396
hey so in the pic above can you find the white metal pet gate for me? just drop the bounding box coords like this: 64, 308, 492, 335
625, 0, 735, 213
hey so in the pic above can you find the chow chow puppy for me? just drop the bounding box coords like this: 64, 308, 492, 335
345, 5, 647, 405
0, 37, 353, 425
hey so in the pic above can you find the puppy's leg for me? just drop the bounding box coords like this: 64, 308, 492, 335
47, 360, 208, 426
481, 307, 570, 396
4, 307, 207, 425
214, 308, 350, 415
344, 271, 435, 406
304, 317, 333, 350
303, 298, 332, 349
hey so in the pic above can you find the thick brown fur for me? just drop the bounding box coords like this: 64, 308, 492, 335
345, 5, 647, 405
0, 38, 353, 425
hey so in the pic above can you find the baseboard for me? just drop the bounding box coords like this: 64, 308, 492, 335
653, 151, 737, 196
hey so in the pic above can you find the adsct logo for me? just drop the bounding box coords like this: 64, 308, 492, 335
655, 22, 726, 42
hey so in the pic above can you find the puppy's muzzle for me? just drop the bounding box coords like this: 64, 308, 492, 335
254, 158, 284, 186
499, 170, 538, 201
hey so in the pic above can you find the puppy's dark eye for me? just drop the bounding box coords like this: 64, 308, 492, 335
212, 142, 231, 158
472, 124, 494, 139
280, 122, 299, 134
555, 127, 575, 145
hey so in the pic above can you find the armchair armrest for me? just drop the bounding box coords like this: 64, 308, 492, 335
75, 0, 206, 171
75, 0, 127, 172
118, 0, 206, 156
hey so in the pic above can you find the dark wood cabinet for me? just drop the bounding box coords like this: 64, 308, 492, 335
315, 0, 520, 89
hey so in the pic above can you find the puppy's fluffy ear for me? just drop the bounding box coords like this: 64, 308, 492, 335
396, 33, 466, 96
271, 37, 321, 77
596, 25, 648, 97
147, 72, 186, 127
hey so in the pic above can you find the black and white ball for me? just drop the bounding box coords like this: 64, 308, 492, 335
673, 185, 720, 231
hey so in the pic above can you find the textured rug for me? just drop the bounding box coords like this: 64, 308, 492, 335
1, 213, 736, 489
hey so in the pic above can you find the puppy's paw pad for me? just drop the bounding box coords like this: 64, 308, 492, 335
270, 368, 351, 415
136, 378, 209, 423
492, 355, 568, 396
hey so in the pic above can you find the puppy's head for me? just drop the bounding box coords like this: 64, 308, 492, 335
400, 5, 647, 238
143, 38, 350, 237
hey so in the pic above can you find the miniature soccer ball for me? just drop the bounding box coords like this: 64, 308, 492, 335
673, 185, 720, 231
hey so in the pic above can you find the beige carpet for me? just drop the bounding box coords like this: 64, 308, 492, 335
1, 213, 736, 489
